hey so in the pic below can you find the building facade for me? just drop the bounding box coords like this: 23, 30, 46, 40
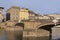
0, 7, 4, 22
6, 6, 39, 22
47, 14, 60, 19
6, 6, 51, 22
6, 6, 20, 21
19, 8, 29, 21
18, 8, 40, 21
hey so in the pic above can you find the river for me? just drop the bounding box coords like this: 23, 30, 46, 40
0, 30, 23, 40
0, 30, 50, 40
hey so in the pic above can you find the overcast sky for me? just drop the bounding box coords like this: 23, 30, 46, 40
0, 0, 60, 14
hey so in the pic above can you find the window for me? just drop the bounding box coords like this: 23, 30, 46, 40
6, 13, 10, 21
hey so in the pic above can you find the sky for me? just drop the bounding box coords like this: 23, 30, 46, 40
0, 0, 60, 14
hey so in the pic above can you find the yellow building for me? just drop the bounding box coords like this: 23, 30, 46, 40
19, 8, 38, 21
19, 8, 29, 21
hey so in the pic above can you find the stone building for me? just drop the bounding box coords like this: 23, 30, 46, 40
34, 15, 50, 20
47, 13, 60, 19
42, 15, 51, 19
6, 6, 20, 21
28, 11, 38, 20
0, 7, 4, 22
29, 13, 50, 20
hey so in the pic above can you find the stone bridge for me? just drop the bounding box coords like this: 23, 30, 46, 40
0, 19, 59, 40
23, 19, 60, 30
22, 19, 60, 40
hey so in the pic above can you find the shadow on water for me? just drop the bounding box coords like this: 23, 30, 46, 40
5, 30, 23, 40
15, 34, 22, 40
14, 31, 23, 40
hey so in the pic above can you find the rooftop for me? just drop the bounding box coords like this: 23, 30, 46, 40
0, 7, 4, 9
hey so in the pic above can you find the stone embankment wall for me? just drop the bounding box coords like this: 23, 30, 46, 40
5, 26, 23, 31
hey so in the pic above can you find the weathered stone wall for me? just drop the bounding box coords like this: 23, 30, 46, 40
5, 26, 23, 31
6, 6, 20, 21
6, 21, 17, 26
24, 21, 41, 30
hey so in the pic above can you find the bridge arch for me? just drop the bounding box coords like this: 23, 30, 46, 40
36, 22, 60, 30
38, 24, 55, 31
36, 23, 60, 40
36, 23, 55, 30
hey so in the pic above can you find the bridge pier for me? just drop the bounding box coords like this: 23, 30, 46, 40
52, 25, 60, 40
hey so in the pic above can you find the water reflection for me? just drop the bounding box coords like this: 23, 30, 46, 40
0, 30, 50, 40
0, 30, 6, 40
6, 31, 23, 40
23, 36, 49, 40
0, 30, 23, 40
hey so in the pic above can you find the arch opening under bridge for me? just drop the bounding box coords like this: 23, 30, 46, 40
38, 24, 55, 31
37, 23, 60, 40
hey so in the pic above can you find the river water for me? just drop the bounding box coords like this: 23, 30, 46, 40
0, 30, 23, 40
0, 30, 6, 40
0, 30, 49, 40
